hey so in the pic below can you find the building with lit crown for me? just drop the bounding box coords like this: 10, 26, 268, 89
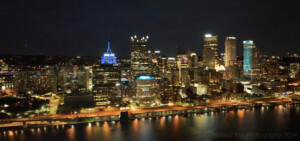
130, 35, 150, 79
136, 75, 157, 106
203, 34, 218, 69
101, 41, 117, 65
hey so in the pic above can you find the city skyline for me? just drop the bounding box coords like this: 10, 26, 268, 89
1, 1, 300, 140
0, 0, 299, 57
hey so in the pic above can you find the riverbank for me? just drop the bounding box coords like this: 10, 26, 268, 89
0, 97, 295, 130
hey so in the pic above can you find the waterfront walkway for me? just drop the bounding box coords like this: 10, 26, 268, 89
0, 97, 293, 128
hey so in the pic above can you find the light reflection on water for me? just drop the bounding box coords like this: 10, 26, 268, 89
159, 117, 165, 128
102, 122, 111, 141
66, 127, 75, 141
172, 116, 180, 134
1, 105, 300, 141
85, 123, 92, 141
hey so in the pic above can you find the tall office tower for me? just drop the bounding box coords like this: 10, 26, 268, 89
148, 50, 161, 76
243, 40, 259, 79
190, 53, 198, 68
166, 57, 178, 86
176, 49, 189, 87
252, 47, 260, 79
225, 37, 237, 67
203, 34, 218, 69
148, 50, 161, 64
189, 53, 199, 84
101, 41, 117, 65
130, 35, 150, 79
77, 66, 92, 91
158, 55, 167, 77
158, 78, 174, 105
92, 64, 121, 108
136, 76, 157, 106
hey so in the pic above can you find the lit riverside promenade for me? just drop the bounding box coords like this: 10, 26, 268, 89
0, 97, 292, 128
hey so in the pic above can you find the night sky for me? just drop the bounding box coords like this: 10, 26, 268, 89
0, 0, 299, 58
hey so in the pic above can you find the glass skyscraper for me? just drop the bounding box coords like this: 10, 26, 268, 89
243, 40, 255, 79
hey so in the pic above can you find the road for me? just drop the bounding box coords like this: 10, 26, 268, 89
1, 97, 292, 123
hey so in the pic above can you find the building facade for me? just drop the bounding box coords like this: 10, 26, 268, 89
136, 75, 157, 106
92, 64, 121, 107
225, 37, 237, 67
243, 40, 260, 79
203, 34, 218, 69
130, 35, 150, 79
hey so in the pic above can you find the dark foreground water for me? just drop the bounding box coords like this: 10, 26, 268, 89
1, 105, 300, 141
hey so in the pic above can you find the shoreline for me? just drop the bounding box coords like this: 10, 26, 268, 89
0, 99, 297, 130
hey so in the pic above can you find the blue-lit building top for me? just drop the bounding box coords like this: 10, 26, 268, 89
137, 75, 155, 80
243, 40, 254, 79
101, 41, 117, 65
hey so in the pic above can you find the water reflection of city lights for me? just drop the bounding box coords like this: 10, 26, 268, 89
8, 130, 13, 136
30, 128, 35, 133
85, 124, 92, 141
66, 127, 75, 141
172, 115, 180, 133
132, 118, 139, 133
159, 117, 165, 128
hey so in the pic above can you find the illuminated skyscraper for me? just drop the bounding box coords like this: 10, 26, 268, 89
148, 50, 161, 64
243, 40, 259, 79
101, 41, 117, 65
136, 75, 157, 106
130, 35, 150, 79
148, 50, 161, 76
225, 37, 237, 67
92, 64, 121, 107
190, 52, 198, 68
203, 34, 218, 69
176, 48, 189, 86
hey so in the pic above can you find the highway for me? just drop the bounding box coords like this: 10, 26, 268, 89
1, 97, 292, 123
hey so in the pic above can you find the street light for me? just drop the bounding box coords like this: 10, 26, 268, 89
74, 111, 78, 119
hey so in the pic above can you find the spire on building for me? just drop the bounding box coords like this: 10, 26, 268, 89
106, 41, 112, 53
101, 41, 117, 65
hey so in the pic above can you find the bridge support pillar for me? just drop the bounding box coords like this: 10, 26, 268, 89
23, 121, 27, 128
